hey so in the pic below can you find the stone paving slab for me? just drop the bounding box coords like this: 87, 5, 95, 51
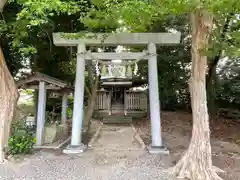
90, 124, 143, 150
0, 124, 174, 180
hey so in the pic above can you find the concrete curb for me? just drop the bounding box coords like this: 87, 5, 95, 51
88, 122, 103, 148
33, 136, 71, 150
131, 124, 146, 149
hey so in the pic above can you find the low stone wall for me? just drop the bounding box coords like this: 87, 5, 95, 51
44, 123, 68, 144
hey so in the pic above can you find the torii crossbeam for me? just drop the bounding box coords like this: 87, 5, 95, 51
53, 32, 181, 46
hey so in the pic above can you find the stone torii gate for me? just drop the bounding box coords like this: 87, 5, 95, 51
52, 32, 181, 154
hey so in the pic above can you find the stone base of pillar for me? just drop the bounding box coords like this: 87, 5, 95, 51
148, 145, 169, 155
63, 144, 86, 154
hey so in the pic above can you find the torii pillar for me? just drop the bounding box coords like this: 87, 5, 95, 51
147, 43, 169, 154
63, 44, 86, 154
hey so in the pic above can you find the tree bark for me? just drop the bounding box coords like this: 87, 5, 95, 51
0, 46, 19, 163
84, 79, 99, 130
170, 10, 223, 180
83, 61, 99, 131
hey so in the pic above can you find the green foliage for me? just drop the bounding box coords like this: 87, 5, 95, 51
216, 57, 240, 108
12, 0, 85, 27
18, 103, 35, 115
87, 0, 239, 54
67, 107, 73, 118
24, 89, 34, 95
0, 0, 88, 58
8, 121, 36, 155
1, 0, 239, 116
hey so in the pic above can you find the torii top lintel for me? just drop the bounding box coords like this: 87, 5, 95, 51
52, 32, 181, 46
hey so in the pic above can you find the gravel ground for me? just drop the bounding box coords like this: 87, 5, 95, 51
133, 111, 240, 180
109, 153, 176, 180
0, 124, 176, 180
0, 151, 176, 180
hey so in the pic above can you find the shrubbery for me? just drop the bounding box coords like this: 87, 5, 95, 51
8, 121, 36, 155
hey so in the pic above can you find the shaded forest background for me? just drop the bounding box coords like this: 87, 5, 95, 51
1, 1, 239, 118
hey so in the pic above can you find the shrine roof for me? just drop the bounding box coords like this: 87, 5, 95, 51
101, 77, 132, 86
16, 72, 73, 91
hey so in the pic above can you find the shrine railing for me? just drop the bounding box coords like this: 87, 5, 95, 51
124, 90, 148, 112
95, 90, 111, 111
95, 89, 147, 115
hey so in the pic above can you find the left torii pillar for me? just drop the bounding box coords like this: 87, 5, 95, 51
36, 81, 47, 146
63, 44, 86, 154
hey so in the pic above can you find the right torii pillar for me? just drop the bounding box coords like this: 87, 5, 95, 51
148, 43, 169, 154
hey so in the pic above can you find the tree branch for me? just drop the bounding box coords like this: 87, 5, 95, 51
84, 83, 91, 97
87, 60, 94, 89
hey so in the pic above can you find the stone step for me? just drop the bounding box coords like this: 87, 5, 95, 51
102, 116, 132, 124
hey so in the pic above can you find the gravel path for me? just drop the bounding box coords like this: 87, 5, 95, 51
0, 124, 175, 180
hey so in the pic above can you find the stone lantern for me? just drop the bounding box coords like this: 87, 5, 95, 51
0, 0, 7, 12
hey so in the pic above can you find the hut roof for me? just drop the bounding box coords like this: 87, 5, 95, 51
16, 72, 72, 91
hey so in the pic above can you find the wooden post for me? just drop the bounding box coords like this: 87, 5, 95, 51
108, 91, 112, 115
61, 92, 68, 124
124, 89, 127, 115
36, 81, 47, 146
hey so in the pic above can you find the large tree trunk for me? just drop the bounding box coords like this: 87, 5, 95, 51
0, 46, 19, 163
170, 10, 223, 180
84, 77, 99, 130
83, 61, 99, 131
